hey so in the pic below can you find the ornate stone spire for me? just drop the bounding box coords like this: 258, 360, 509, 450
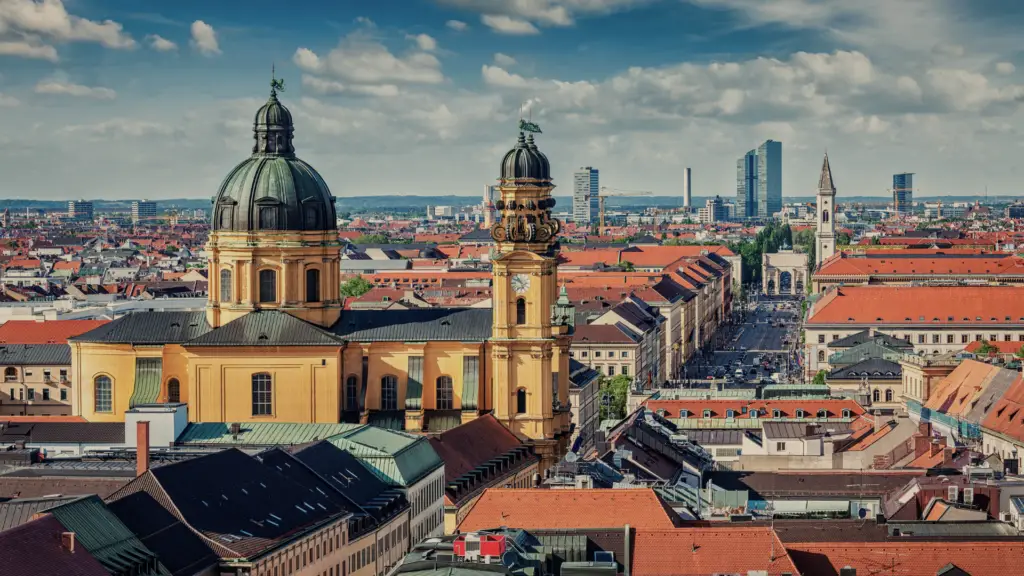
818, 152, 835, 194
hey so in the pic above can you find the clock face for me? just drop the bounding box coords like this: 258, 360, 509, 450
511, 274, 531, 293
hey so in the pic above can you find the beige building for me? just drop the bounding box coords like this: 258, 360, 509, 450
570, 324, 641, 379
0, 345, 72, 416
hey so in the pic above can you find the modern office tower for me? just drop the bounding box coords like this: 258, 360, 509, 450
683, 167, 692, 208
67, 200, 94, 221
735, 140, 782, 219
699, 195, 726, 224
893, 173, 914, 215
131, 200, 158, 223
573, 167, 599, 224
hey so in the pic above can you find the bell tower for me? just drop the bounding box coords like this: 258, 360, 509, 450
815, 152, 836, 270
490, 125, 573, 471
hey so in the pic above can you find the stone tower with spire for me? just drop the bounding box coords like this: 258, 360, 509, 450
815, 152, 836, 269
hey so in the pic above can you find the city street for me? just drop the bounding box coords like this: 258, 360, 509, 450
682, 295, 803, 386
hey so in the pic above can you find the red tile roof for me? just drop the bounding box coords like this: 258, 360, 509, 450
923, 360, 1003, 416
0, 515, 110, 576
814, 252, 1024, 278
643, 399, 864, 420
982, 373, 1024, 443
457, 488, 677, 531
573, 324, 636, 344
966, 339, 1023, 354
633, 528, 798, 576
428, 414, 525, 482
786, 541, 1024, 576
0, 320, 110, 344
806, 286, 1024, 326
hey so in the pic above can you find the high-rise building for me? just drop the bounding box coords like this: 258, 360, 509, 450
131, 200, 158, 223
893, 172, 914, 215
483, 185, 499, 227
67, 200, 94, 221
735, 140, 782, 219
682, 167, 692, 208
699, 195, 726, 224
573, 167, 599, 225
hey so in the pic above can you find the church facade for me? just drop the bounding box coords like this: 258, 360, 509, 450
69, 83, 574, 468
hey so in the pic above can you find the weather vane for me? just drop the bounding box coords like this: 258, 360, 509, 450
518, 100, 541, 134
270, 63, 286, 94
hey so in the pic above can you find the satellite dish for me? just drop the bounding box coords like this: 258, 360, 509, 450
858, 507, 868, 519
565, 451, 578, 463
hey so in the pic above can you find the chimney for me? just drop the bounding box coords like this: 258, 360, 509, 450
914, 435, 931, 458
918, 421, 932, 436
929, 437, 947, 457
873, 410, 883, 434
136, 420, 150, 477
61, 532, 75, 553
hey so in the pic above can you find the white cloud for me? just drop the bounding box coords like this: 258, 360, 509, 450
445, 19, 468, 31
190, 20, 220, 56
481, 65, 531, 88
481, 15, 539, 35
493, 52, 516, 66
293, 31, 444, 86
0, 0, 134, 48
926, 68, 1024, 111
0, 40, 58, 61
58, 118, 177, 138
35, 79, 116, 99
996, 62, 1016, 75
147, 34, 177, 52
407, 33, 437, 52
0, 93, 19, 107
301, 75, 400, 97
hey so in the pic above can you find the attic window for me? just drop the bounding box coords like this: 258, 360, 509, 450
170, 322, 180, 328
919, 316, 925, 321
257, 334, 269, 341
441, 319, 451, 326
977, 317, 982, 321
948, 316, 953, 321
877, 317, 883, 321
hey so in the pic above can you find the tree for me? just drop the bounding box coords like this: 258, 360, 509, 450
1015, 344, 1024, 360
837, 232, 852, 245
621, 260, 635, 272
977, 340, 999, 356
354, 234, 389, 244
340, 276, 373, 298
598, 374, 632, 420
812, 369, 827, 386
870, 236, 881, 245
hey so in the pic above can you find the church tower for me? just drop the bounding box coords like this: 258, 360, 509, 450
490, 128, 574, 471
815, 152, 836, 269
206, 77, 342, 328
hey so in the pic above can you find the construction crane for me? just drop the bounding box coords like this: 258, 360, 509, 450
597, 187, 652, 228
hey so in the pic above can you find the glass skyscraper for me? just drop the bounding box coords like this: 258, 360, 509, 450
893, 172, 914, 215
573, 167, 599, 224
736, 140, 782, 219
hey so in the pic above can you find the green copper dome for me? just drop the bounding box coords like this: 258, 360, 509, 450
211, 83, 337, 233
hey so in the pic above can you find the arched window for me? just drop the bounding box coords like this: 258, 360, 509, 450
885, 389, 894, 402
259, 269, 277, 303
306, 268, 321, 303
345, 375, 358, 410
796, 409, 806, 418
436, 376, 454, 410
873, 389, 881, 402
381, 375, 398, 411
3, 367, 16, 382
516, 388, 527, 414
252, 373, 272, 415
167, 378, 180, 403
516, 298, 527, 325
822, 210, 830, 223
817, 350, 825, 362
817, 409, 828, 418
94, 376, 112, 413
220, 268, 232, 303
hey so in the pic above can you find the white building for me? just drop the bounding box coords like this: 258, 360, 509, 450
131, 200, 158, 223
573, 167, 599, 225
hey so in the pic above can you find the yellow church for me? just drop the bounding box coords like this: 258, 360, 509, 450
68, 80, 574, 467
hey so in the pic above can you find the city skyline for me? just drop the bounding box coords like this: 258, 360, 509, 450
1, 0, 1023, 200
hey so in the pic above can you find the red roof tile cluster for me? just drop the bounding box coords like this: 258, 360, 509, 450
982, 374, 1024, 444
428, 415, 524, 482
457, 488, 677, 531
633, 528, 798, 576
807, 286, 1024, 326
0, 320, 110, 344
814, 252, 1024, 278
923, 359, 1002, 416
786, 541, 1024, 576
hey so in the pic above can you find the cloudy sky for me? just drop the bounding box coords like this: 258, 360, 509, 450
1, 0, 1023, 200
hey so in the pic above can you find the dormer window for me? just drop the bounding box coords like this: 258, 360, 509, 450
679, 409, 689, 418
702, 409, 712, 419
796, 409, 806, 418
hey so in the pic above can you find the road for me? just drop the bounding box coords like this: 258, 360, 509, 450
682, 296, 803, 386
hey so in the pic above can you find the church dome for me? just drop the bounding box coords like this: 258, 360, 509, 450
500, 132, 550, 183
211, 83, 337, 233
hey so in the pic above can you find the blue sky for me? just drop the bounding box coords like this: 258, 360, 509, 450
1, 0, 1023, 200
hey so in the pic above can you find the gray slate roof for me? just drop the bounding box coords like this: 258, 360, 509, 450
829, 330, 913, 350
71, 311, 210, 344
0, 344, 71, 366
333, 308, 493, 342
0, 422, 125, 444
828, 357, 902, 380
184, 310, 340, 347
0, 495, 81, 531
